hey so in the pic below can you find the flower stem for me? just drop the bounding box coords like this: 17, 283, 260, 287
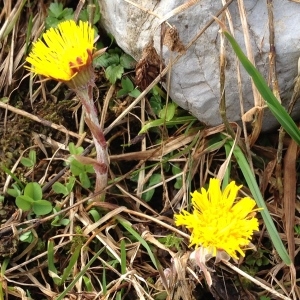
75, 85, 109, 200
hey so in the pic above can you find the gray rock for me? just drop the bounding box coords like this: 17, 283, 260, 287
99, 0, 300, 130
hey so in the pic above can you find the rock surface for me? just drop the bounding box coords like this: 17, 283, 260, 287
99, 0, 300, 131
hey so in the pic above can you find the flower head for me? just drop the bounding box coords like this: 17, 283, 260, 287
174, 178, 260, 260
26, 20, 95, 84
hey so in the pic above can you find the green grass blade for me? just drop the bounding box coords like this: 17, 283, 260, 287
1, 165, 24, 190
139, 116, 197, 134
102, 266, 107, 296
222, 142, 232, 189
82, 276, 93, 292
223, 30, 300, 145
47, 240, 61, 285
120, 239, 127, 275
226, 140, 291, 265
117, 217, 158, 268
60, 243, 82, 285
0, 0, 27, 41
0, 258, 10, 300
56, 247, 105, 300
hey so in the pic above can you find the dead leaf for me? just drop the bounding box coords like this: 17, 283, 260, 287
135, 40, 165, 90
163, 25, 186, 54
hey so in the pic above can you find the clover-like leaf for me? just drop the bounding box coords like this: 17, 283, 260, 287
16, 195, 33, 211
24, 182, 43, 201
32, 200, 53, 216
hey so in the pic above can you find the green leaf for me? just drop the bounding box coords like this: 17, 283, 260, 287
79, 4, 101, 25
56, 247, 106, 300
60, 243, 82, 285
117, 77, 136, 97
120, 239, 127, 275
172, 164, 183, 189
60, 219, 70, 226
95, 52, 120, 68
45, 3, 73, 29
129, 89, 141, 98
139, 116, 196, 134
7, 183, 22, 198
121, 77, 134, 92
227, 139, 291, 265
47, 240, 61, 285
19, 231, 34, 243
16, 195, 32, 211
93, 52, 110, 68
142, 173, 161, 202
52, 182, 69, 196
83, 276, 93, 292
148, 173, 162, 187
159, 102, 177, 121
1, 165, 24, 190
29, 150, 36, 164
59, 8, 73, 19
48, 2, 64, 18
117, 89, 129, 98
52, 177, 75, 196
68, 142, 83, 155
120, 53, 136, 69
24, 182, 42, 201
20, 157, 34, 168
68, 142, 76, 154
223, 29, 300, 145
52, 218, 67, 227
32, 200, 52, 215
105, 65, 124, 84
117, 217, 158, 268
70, 159, 85, 176
79, 172, 91, 189
149, 95, 163, 116
89, 209, 101, 222
66, 176, 76, 192
45, 17, 60, 29
85, 164, 95, 174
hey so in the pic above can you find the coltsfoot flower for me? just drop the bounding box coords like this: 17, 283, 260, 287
26, 20, 95, 85
26, 20, 108, 199
175, 178, 260, 260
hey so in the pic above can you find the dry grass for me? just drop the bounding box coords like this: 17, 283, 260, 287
0, 1, 299, 300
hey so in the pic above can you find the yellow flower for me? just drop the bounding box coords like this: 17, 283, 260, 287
174, 178, 260, 260
26, 20, 95, 82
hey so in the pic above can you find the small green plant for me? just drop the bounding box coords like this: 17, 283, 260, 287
148, 86, 165, 115
19, 231, 34, 243
67, 143, 95, 189
141, 173, 161, 202
7, 182, 23, 198
69, 158, 94, 189
139, 102, 196, 134
52, 176, 76, 196
51, 207, 70, 227
259, 296, 271, 300
15, 182, 52, 215
117, 76, 140, 98
45, 2, 73, 29
157, 234, 183, 251
20, 149, 36, 168
94, 48, 136, 84
171, 163, 183, 190
45, 1, 101, 30
245, 249, 270, 268
47, 237, 82, 286
294, 224, 300, 235
131, 172, 162, 202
